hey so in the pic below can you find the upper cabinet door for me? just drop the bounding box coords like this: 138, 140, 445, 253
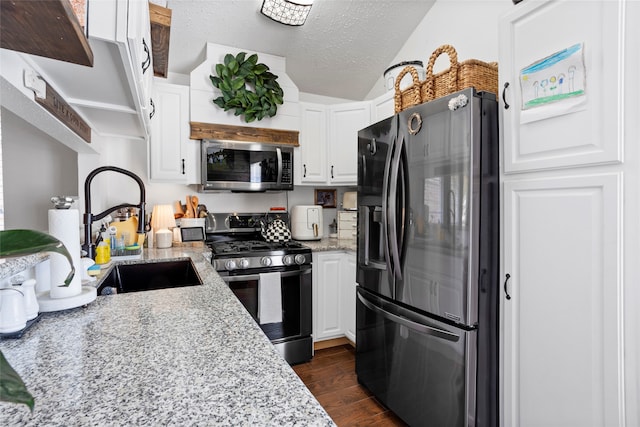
149, 82, 190, 182
328, 102, 371, 184
499, 0, 624, 173
371, 91, 395, 125
299, 102, 328, 184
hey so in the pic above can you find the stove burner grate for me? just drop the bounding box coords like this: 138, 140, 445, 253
209, 239, 308, 256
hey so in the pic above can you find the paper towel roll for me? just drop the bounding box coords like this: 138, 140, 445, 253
48, 209, 82, 299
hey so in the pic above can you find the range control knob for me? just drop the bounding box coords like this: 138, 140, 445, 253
225, 260, 237, 271
238, 258, 250, 269
294, 254, 307, 265
261, 257, 272, 267
282, 255, 294, 266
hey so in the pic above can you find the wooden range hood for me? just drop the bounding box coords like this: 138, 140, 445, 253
190, 122, 299, 147
0, 0, 93, 67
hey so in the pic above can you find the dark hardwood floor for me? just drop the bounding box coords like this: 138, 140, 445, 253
293, 344, 407, 427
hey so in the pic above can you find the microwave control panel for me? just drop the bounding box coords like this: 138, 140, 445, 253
281, 152, 292, 184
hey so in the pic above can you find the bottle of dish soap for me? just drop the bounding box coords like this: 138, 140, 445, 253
95, 240, 110, 265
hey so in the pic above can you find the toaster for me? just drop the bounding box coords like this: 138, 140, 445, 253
291, 205, 323, 240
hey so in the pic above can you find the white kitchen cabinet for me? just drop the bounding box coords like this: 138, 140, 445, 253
297, 101, 370, 186
86, 0, 153, 136
16, 0, 154, 141
298, 103, 328, 184
313, 252, 343, 341
126, 0, 154, 123
499, 1, 637, 426
499, 0, 621, 174
327, 102, 371, 184
502, 174, 622, 427
341, 253, 357, 343
313, 251, 357, 343
149, 82, 198, 183
370, 90, 394, 125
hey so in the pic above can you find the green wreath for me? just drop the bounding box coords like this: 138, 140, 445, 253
209, 52, 284, 123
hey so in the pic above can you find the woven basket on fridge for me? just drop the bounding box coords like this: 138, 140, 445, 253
394, 65, 424, 114
394, 44, 498, 113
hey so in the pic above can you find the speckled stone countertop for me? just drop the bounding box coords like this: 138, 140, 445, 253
297, 238, 356, 252
0, 253, 48, 281
0, 247, 335, 426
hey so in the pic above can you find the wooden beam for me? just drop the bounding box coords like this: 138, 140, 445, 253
0, 0, 93, 67
149, 2, 171, 78
190, 122, 299, 146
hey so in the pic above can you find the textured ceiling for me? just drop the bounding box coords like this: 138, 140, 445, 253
165, 0, 436, 100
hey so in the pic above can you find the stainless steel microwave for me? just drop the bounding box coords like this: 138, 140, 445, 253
200, 139, 294, 192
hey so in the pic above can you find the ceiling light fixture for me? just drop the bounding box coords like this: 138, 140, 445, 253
260, 0, 314, 26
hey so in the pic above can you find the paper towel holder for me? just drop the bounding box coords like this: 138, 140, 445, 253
51, 196, 77, 210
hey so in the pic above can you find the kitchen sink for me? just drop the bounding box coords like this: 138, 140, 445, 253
97, 259, 203, 295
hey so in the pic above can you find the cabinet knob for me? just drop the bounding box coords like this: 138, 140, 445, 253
331, 165, 334, 179
181, 159, 185, 175
303, 164, 307, 178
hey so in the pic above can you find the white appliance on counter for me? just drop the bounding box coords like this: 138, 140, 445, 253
342, 191, 357, 210
291, 205, 323, 241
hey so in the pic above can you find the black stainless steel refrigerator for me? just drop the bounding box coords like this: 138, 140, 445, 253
356, 88, 499, 427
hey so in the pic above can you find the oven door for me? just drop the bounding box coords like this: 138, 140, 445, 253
222, 267, 312, 344
201, 140, 293, 192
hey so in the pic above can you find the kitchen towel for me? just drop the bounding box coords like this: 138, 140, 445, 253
48, 208, 82, 298
258, 272, 283, 324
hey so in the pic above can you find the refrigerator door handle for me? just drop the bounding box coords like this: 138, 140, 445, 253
361, 205, 370, 266
388, 134, 404, 280
398, 137, 410, 268
382, 134, 395, 282
357, 291, 460, 342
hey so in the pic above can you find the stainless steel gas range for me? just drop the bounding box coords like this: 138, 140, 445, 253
206, 212, 313, 365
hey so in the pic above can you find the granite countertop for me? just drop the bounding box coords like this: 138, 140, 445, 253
0, 247, 335, 426
0, 253, 48, 281
298, 237, 356, 252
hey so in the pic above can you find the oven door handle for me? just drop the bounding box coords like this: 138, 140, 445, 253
223, 268, 311, 282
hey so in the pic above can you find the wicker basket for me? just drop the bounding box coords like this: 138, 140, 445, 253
394, 44, 498, 113
394, 66, 424, 114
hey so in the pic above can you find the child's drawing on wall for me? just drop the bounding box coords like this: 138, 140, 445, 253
520, 43, 585, 110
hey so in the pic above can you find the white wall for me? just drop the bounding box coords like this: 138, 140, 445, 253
366, 0, 513, 100
0, 109, 4, 230
1, 108, 78, 232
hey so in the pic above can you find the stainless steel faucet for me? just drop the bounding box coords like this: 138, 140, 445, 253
82, 166, 146, 259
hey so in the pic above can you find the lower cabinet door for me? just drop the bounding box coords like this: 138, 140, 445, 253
502, 173, 624, 427
313, 252, 343, 341
342, 253, 357, 343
